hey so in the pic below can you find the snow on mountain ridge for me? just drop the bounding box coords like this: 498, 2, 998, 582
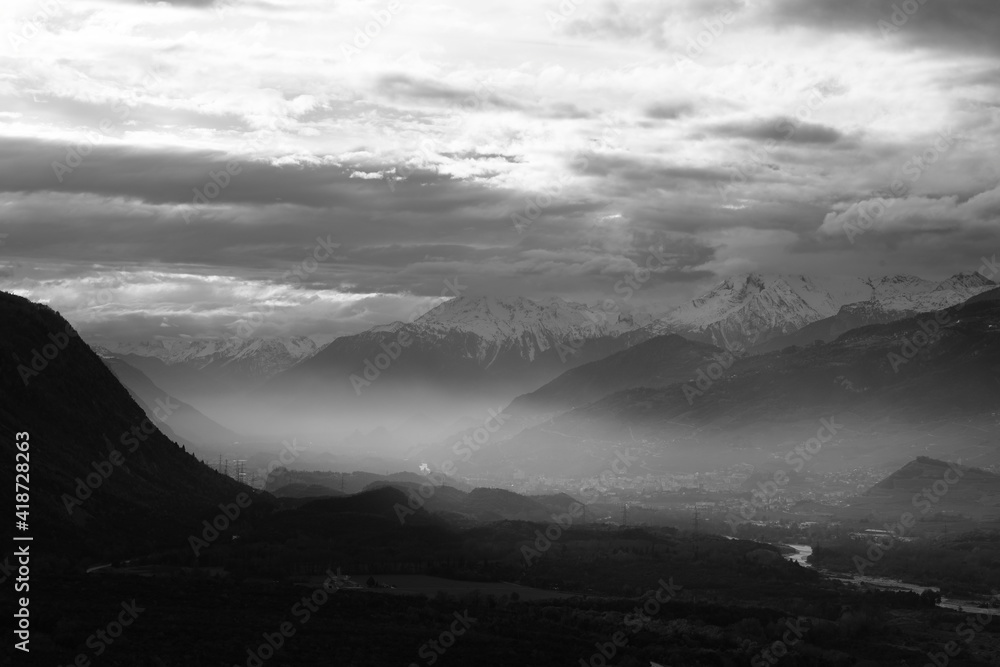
654, 272, 995, 351
413, 295, 647, 341
92, 336, 321, 378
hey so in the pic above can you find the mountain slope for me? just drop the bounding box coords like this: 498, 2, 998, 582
101, 356, 243, 452
752, 272, 996, 353
847, 457, 1000, 520
0, 291, 251, 559
507, 333, 730, 421
93, 336, 321, 405
481, 296, 1000, 477
257, 296, 657, 441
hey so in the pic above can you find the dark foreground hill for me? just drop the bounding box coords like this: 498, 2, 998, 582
0, 291, 255, 562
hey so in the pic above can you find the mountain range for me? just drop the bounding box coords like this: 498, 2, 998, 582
422, 289, 1000, 480
653, 272, 995, 352
92, 336, 321, 406
4, 281, 999, 561
89, 271, 996, 449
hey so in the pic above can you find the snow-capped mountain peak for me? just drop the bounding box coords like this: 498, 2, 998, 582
655, 272, 995, 351
934, 271, 995, 293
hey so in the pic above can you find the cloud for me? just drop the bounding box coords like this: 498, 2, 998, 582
1, 0, 999, 340
572, 153, 732, 189
707, 116, 844, 144
3, 267, 450, 341
770, 0, 1000, 56
645, 102, 694, 120
817, 184, 1000, 239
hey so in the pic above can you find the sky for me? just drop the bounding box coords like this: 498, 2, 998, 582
0, 0, 999, 341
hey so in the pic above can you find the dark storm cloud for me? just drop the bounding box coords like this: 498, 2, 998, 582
707, 117, 844, 144
572, 153, 731, 189
645, 103, 694, 120
627, 195, 829, 236
0, 136, 513, 216
0, 135, 530, 294
770, 0, 1000, 56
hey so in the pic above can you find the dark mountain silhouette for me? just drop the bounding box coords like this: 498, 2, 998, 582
361, 481, 586, 524
265, 468, 471, 495
0, 291, 251, 559
271, 482, 346, 498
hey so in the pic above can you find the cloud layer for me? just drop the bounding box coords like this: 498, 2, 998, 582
1, 0, 999, 338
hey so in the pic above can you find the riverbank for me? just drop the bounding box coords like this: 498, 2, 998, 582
781, 543, 999, 616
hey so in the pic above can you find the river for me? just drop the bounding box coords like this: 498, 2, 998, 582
782, 544, 999, 616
